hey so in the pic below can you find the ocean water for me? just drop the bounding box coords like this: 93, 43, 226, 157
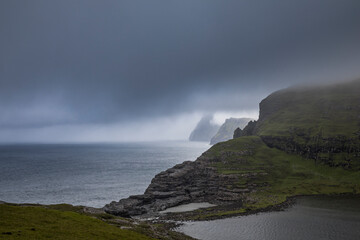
177, 195, 360, 240
0, 141, 209, 208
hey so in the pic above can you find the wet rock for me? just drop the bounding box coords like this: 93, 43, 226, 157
103, 155, 246, 217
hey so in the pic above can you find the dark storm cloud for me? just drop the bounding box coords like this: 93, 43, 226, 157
1, 0, 360, 128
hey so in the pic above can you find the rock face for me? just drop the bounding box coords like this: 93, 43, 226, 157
104, 153, 248, 217
233, 128, 242, 138
189, 114, 220, 142
210, 118, 253, 145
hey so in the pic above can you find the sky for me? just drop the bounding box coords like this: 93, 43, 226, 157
1, 0, 360, 142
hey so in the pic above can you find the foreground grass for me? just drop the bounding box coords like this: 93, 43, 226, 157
0, 204, 154, 240
0, 203, 194, 240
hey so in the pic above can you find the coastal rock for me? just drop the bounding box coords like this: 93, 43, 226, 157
104, 154, 247, 217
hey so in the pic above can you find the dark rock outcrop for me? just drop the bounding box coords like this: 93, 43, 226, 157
233, 128, 242, 138
261, 135, 360, 169
234, 120, 257, 138
104, 154, 247, 217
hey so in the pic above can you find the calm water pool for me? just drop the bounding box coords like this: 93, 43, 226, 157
177, 195, 360, 240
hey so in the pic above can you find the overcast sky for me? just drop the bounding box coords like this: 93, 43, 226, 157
1, 0, 360, 142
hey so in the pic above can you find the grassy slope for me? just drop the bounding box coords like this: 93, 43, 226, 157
0, 204, 193, 240
251, 80, 360, 169
0, 204, 153, 240
193, 136, 360, 219
256, 80, 360, 137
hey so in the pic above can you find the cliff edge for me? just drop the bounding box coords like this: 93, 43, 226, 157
236, 79, 360, 169
105, 80, 360, 219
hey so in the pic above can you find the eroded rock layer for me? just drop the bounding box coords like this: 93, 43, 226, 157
104, 152, 250, 217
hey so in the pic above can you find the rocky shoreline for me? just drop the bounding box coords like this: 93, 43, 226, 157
157, 196, 296, 222
103, 138, 360, 221
3, 193, 358, 223
158, 193, 359, 222
103, 148, 254, 218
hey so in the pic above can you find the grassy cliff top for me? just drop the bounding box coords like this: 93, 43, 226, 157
255, 79, 360, 138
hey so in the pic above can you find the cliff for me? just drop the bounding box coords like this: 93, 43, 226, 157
105, 80, 360, 219
210, 118, 253, 145
236, 79, 360, 169
104, 152, 247, 217
189, 114, 220, 142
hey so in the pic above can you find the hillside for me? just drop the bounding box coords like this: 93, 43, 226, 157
105, 80, 360, 220
210, 118, 253, 145
238, 79, 360, 169
105, 136, 360, 220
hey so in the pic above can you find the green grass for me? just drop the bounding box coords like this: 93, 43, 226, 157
0, 203, 195, 240
256, 81, 360, 138
208, 136, 360, 212
0, 204, 154, 240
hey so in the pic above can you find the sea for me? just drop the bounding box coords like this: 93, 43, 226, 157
0, 141, 209, 208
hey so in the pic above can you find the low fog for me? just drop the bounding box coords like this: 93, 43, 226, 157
1, 0, 360, 142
